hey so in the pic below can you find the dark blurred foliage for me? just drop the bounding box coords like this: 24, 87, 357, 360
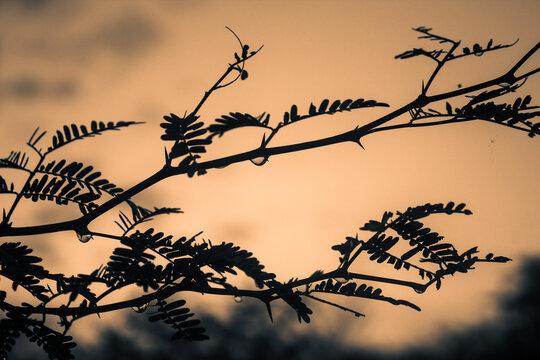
9, 257, 540, 359
401, 257, 540, 359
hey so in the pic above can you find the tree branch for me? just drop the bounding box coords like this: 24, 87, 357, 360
1, 42, 537, 241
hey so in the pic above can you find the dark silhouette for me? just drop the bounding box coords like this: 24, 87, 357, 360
9, 257, 540, 359
1, 27, 539, 359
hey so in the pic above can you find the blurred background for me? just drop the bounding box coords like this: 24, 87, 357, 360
1, 0, 539, 358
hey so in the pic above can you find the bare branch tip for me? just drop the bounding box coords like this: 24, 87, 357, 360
225, 26, 243, 48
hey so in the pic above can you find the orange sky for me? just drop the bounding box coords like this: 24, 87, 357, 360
1, 0, 539, 352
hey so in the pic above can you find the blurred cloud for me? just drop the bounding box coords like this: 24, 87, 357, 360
0, 76, 76, 100
0, 1, 162, 104
9, 257, 540, 359
1, 1, 162, 68
18, 10, 160, 62
86, 11, 159, 57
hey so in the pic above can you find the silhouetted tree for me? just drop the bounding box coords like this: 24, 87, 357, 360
1, 27, 539, 359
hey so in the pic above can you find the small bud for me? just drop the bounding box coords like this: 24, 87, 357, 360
242, 44, 249, 58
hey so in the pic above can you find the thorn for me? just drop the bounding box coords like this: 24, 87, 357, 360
164, 146, 170, 165
260, 133, 266, 147
265, 302, 273, 322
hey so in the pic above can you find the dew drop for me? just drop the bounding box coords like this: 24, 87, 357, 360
250, 157, 267, 166
77, 234, 93, 243
132, 303, 148, 313
234, 296, 243, 303
414, 287, 425, 294
334, 277, 349, 284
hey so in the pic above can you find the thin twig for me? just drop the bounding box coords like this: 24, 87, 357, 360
302, 293, 365, 317
422, 41, 460, 95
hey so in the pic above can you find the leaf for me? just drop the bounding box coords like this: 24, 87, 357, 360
0, 151, 29, 171
491, 256, 512, 263
258, 113, 270, 126
521, 95, 532, 109
400, 246, 422, 261
23, 323, 77, 359
332, 236, 360, 264
395, 48, 430, 60
148, 299, 208, 341
512, 97, 522, 111
20, 176, 99, 212
283, 112, 290, 124
207, 112, 270, 139
290, 105, 299, 122
198, 242, 276, 288
313, 279, 420, 311
318, 99, 329, 113
0, 242, 51, 301
16, 159, 126, 213
163, 299, 187, 311
339, 99, 353, 110
283, 97, 389, 125
329, 100, 341, 112
160, 113, 211, 161
48, 121, 141, 153
0, 175, 15, 195
446, 102, 453, 114
309, 103, 317, 116
38, 160, 122, 195
360, 220, 383, 232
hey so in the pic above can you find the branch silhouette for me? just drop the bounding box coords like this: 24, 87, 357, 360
0, 27, 538, 359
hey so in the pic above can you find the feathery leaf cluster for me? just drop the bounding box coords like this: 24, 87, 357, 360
0, 26, 538, 358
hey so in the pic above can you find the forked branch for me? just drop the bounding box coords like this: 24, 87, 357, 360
0, 27, 536, 359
